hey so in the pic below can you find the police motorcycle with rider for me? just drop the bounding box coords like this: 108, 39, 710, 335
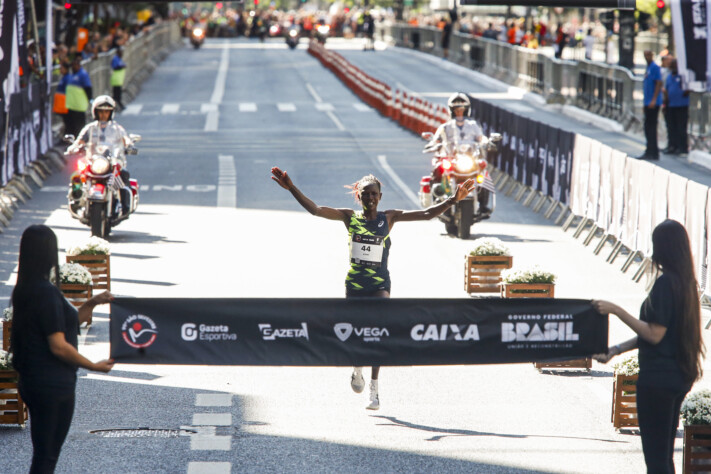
65, 95, 141, 238
419, 93, 500, 239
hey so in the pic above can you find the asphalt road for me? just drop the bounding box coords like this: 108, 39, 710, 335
0, 37, 699, 473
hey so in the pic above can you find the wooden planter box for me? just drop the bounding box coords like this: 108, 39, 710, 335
684, 424, 711, 472
611, 373, 638, 429
2, 319, 10, 351
0, 370, 27, 426
66, 254, 110, 292
534, 358, 592, 372
464, 255, 512, 293
501, 283, 555, 298
60, 284, 93, 308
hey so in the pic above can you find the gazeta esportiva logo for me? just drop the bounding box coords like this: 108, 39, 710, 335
121, 314, 158, 349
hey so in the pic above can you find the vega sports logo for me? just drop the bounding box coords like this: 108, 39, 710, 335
121, 314, 158, 349
333, 323, 389, 342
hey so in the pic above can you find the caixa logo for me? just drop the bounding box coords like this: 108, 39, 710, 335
121, 314, 158, 349
333, 323, 389, 342
258, 323, 309, 341
411, 324, 480, 341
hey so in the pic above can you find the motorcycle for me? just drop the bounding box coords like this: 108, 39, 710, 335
286, 26, 300, 50
64, 134, 141, 239
314, 23, 330, 44
190, 26, 205, 49
419, 131, 501, 239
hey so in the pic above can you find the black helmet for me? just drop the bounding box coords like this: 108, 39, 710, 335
91, 95, 116, 121
447, 92, 471, 118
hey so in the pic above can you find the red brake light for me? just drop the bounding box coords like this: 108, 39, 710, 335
478, 160, 487, 170
91, 183, 105, 193
77, 160, 88, 172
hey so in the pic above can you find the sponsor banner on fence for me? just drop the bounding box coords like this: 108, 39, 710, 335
110, 297, 608, 366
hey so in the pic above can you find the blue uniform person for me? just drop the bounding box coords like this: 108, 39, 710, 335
110, 48, 126, 111
638, 50, 663, 160
664, 59, 690, 155
64, 56, 92, 138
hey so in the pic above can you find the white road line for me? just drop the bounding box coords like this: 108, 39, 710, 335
205, 46, 229, 132
196, 394, 233, 407
277, 102, 296, 112
396, 82, 419, 97
192, 413, 232, 426
377, 155, 419, 207
305, 82, 322, 102
353, 103, 372, 112
190, 435, 231, 451
217, 155, 236, 208
315, 102, 334, 112
201, 103, 217, 113
187, 462, 232, 474
239, 102, 257, 112
326, 111, 345, 131
161, 103, 180, 114
121, 104, 143, 115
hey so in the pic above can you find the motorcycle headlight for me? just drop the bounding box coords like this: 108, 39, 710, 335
317, 25, 330, 35
90, 156, 111, 175
289, 29, 298, 37
193, 28, 204, 37
454, 154, 475, 173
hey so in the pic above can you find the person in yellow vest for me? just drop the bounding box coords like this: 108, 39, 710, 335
111, 47, 126, 111
65, 56, 93, 138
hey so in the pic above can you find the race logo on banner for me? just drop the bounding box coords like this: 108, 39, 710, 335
110, 298, 608, 366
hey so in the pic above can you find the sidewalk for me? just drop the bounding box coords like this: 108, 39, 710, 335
335, 38, 711, 188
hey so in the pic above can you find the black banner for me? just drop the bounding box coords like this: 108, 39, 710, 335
110, 298, 608, 366
670, 0, 708, 90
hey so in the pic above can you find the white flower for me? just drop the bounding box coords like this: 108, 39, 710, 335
469, 237, 510, 256
682, 390, 711, 425
0, 349, 12, 370
613, 354, 639, 376
502, 265, 556, 284
58, 263, 93, 286
66, 236, 110, 256
2, 306, 12, 321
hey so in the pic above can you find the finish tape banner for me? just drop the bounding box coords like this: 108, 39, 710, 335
110, 298, 607, 366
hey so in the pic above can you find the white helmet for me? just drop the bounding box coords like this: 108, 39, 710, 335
92, 95, 116, 121
447, 92, 471, 118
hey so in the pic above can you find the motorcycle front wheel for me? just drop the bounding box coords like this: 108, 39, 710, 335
89, 202, 108, 238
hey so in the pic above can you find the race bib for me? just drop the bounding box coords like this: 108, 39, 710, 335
350, 234, 384, 268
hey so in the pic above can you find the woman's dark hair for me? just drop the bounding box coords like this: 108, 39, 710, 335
9, 225, 60, 359
651, 219, 705, 383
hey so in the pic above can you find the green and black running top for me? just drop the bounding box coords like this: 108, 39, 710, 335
346, 211, 391, 295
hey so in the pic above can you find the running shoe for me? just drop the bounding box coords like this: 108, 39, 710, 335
367, 379, 379, 410
351, 367, 365, 393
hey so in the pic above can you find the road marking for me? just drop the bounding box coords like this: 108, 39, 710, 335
196, 394, 233, 407
217, 155, 237, 208
121, 104, 143, 115
205, 45, 229, 132
377, 155, 419, 207
315, 102, 334, 112
353, 103, 372, 112
190, 435, 231, 451
239, 102, 257, 112
161, 103, 180, 114
187, 462, 232, 474
201, 103, 217, 113
192, 413, 232, 426
326, 111, 345, 131
277, 102, 296, 112
305, 82, 322, 102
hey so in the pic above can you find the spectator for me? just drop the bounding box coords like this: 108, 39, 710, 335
554, 25, 567, 59
664, 59, 690, 155
64, 56, 92, 138
507, 20, 517, 44
482, 22, 498, 40
498, 21, 508, 42
53, 62, 71, 134
605, 33, 615, 64
638, 50, 663, 160
110, 47, 127, 110
660, 54, 674, 153
441, 16, 452, 59
583, 28, 595, 60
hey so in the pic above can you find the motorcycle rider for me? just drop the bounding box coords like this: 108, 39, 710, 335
68, 95, 135, 216
430, 92, 491, 215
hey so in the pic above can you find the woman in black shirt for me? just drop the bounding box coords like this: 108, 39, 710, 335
593, 219, 705, 473
9, 225, 114, 473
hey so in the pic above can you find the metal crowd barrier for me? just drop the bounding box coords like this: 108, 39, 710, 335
380, 23, 711, 150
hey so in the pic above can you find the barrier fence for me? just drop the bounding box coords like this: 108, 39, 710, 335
380, 23, 711, 152
308, 39, 711, 298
